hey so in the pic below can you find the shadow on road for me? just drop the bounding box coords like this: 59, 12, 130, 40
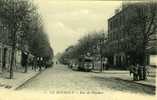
91, 76, 155, 95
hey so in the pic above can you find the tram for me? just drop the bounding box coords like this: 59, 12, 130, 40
77, 56, 93, 72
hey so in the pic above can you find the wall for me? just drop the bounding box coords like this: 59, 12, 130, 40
150, 55, 157, 66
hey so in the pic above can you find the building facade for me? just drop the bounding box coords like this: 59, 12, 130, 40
107, 3, 157, 68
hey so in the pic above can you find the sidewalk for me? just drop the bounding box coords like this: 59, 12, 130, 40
101, 70, 156, 88
0, 67, 42, 90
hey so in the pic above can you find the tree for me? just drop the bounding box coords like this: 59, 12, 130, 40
0, 0, 37, 78
124, 2, 157, 80
0, 0, 53, 78
59, 31, 106, 67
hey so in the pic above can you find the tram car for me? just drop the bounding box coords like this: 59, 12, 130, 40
77, 56, 93, 72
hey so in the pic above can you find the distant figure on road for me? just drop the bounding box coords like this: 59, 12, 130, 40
102, 60, 107, 71
102, 62, 105, 71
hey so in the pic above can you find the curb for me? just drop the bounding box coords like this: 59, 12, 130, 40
12, 69, 46, 90
92, 70, 129, 74
114, 77, 156, 88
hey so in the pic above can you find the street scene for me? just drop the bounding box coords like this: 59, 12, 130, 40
0, 0, 157, 100
19, 64, 155, 95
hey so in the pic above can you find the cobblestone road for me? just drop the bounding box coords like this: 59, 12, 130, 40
19, 64, 155, 95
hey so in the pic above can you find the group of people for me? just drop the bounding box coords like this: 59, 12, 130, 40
129, 64, 146, 81
21, 51, 53, 73
30, 57, 48, 71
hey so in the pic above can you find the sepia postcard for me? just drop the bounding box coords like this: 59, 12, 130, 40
0, 0, 156, 100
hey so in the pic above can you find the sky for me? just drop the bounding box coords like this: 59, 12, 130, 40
33, 0, 122, 55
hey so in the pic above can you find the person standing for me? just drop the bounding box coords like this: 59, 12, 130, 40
21, 52, 28, 73
102, 61, 105, 71
37, 57, 40, 70
39, 57, 42, 71
33, 56, 37, 71
132, 64, 138, 81
129, 64, 134, 76
137, 64, 143, 80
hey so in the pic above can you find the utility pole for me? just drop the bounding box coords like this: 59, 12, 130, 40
100, 33, 106, 72
99, 39, 103, 72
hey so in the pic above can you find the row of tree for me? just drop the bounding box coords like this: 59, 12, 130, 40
0, 0, 53, 79
59, 31, 106, 64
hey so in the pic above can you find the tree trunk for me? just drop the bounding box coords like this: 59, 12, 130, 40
2, 48, 7, 72
10, 45, 15, 79
143, 55, 147, 80
9, 24, 16, 79
142, 45, 147, 80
